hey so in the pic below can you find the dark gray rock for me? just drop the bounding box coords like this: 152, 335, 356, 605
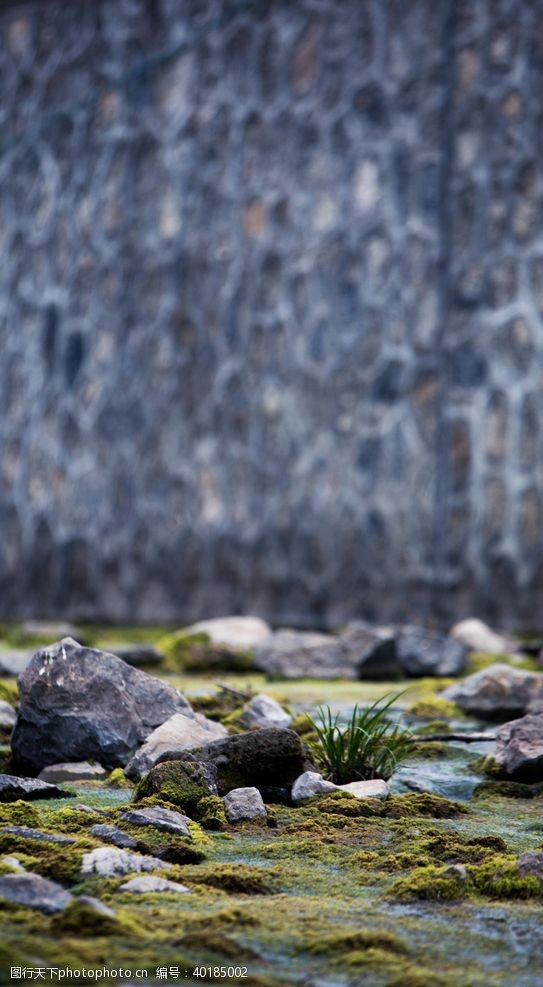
252, 627, 398, 680
0, 826, 75, 845
396, 627, 468, 677
11, 638, 193, 773
119, 806, 191, 837
491, 713, 543, 781
0, 774, 73, 802
111, 645, 164, 668
0, 873, 72, 913
90, 825, 139, 850
154, 727, 312, 803
443, 664, 543, 719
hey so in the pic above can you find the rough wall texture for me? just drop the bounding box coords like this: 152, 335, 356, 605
0, 0, 541, 629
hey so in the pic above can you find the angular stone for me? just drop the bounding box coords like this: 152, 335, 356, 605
90, 825, 139, 850
443, 665, 543, 719
0, 774, 72, 802
80, 847, 170, 877
291, 771, 337, 803
118, 875, 191, 895
119, 806, 191, 837
0, 873, 72, 914
124, 712, 227, 781
492, 713, 543, 781
239, 694, 291, 730
38, 761, 107, 783
223, 787, 267, 822
450, 619, 515, 655
517, 851, 543, 880
182, 616, 271, 650
0, 826, 75, 845
11, 638, 193, 772
0, 701, 16, 730
339, 779, 389, 800
397, 627, 468, 677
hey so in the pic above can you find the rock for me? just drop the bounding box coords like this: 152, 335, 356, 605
0, 650, 33, 677
450, 618, 515, 655
339, 779, 389, 799
0, 873, 72, 913
118, 875, 191, 895
340, 622, 400, 679
396, 627, 468, 677
124, 712, 227, 781
134, 760, 218, 812
119, 806, 191, 837
517, 851, 543, 880
239, 694, 292, 730
491, 713, 543, 781
223, 787, 267, 822
183, 616, 271, 650
77, 895, 116, 917
0, 826, 75, 845
0, 701, 16, 731
21, 621, 85, 643
0, 774, 73, 802
11, 638, 193, 773
443, 863, 468, 881
253, 627, 399, 680
110, 645, 164, 668
1, 856, 25, 872
72, 803, 108, 816
90, 825, 139, 850
153, 728, 311, 802
291, 771, 389, 803
442, 664, 543, 719
291, 771, 337, 802
80, 847, 170, 877
38, 761, 107, 783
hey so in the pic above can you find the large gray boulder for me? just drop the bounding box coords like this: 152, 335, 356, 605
491, 713, 543, 781
11, 638, 193, 773
124, 712, 227, 781
443, 664, 543, 719
0, 873, 72, 914
252, 626, 398, 680
396, 627, 468, 677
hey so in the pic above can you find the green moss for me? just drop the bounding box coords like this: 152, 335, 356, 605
0, 682, 18, 707
51, 900, 143, 937
469, 856, 543, 899
197, 795, 228, 830
43, 806, 104, 834
384, 793, 469, 819
182, 930, 258, 960
407, 697, 459, 719
0, 801, 40, 828
134, 760, 211, 815
307, 928, 409, 956
136, 838, 206, 865
181, 863, 276, 895
106, 767, 134, 789
473, 780, 537, 799
388, 864, 468, 902
157, 631, 253, 673
0, 834, 86, 883
313, 791, 386, 818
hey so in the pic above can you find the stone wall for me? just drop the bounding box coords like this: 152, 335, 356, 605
0, 0, 541, 630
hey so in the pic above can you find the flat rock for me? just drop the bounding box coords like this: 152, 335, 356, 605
80, 847, 171, 877
38, 761, 107, 783
239, 694, 291, 730
11, 638, 193, 773
0, 774, 73, 802
0, 826, 75, 845
0, 873, 72, 913
119, 806, 191, 837
443, 664, 543, 719
450, 618, 515, 655
339, 779, 389, 799
118, 875, 191, 895
517, 851, 543, 880
291, 771, 389, 802
0, 701, 16, 730
396, 627, 468, 677
110, 645, 164, 668
124, 712, 227, 781
90, 824, 138, 850
182, 616, 271, 650
0, 650, 33, 677
223, 787, 267, 822
154, 727, 311, 803
291, 771, 337, 802
492, 713, 543, 781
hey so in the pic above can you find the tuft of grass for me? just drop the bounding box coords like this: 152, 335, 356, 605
307, 693, 413, 783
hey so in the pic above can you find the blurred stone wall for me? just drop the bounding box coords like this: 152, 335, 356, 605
0, 0, 541, 630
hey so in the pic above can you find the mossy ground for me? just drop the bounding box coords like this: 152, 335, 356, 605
1, 654, 543, 985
